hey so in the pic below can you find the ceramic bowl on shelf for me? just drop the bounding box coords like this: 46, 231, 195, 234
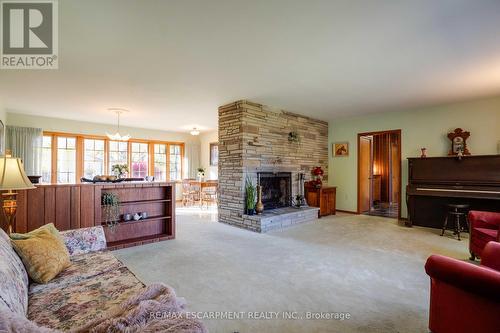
141, 212, 148, 219
133, 213, 141, 221
123, 213, 132, 221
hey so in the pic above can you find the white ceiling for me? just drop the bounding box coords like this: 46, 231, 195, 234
2, 0, 500, 133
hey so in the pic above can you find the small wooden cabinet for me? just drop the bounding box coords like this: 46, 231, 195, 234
304, 185, 337, 217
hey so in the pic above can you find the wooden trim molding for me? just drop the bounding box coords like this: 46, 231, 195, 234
336, 209, 358, 214
357, 129, 402, 219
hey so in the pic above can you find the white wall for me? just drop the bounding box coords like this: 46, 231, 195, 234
6, 112, 199, 144
329, 96, 500, 216
199, 130, 218, 179
0, 98, 5, 154
0, 100, 5, 125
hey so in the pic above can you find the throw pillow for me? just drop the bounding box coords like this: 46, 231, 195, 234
10, 223, 61, 240
11, 229, 70, 284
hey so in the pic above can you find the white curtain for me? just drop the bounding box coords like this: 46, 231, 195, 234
184, 142, 200, 179
5, 126, 43, 176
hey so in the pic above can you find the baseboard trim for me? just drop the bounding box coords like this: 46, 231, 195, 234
336, 209, 358, 214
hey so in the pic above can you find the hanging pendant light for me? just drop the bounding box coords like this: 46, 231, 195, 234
106, 108, 131, 141
190, 127, 200, 136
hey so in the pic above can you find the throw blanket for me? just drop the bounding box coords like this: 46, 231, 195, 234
0, 284, 208, 333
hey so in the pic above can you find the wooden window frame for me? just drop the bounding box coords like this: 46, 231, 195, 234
168, 143, 183, 181
152, 143, 168, 182
43, 131, 185, 183
82, 138, 106, 179
54, 134, 78, 184
108, 140, 129, 174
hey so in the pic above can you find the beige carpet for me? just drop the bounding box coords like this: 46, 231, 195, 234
114, 208, 468, 333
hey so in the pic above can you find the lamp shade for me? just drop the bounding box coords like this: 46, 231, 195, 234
0, 156, 35, 190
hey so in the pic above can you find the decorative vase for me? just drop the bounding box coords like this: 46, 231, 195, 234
255, 185, 264, 214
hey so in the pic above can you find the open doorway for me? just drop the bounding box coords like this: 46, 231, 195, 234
357, 130, 401, 219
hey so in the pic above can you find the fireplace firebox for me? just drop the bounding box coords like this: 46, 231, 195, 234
257, 172, 292, 210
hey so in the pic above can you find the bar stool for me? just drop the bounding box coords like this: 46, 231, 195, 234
441, 204, 470, 241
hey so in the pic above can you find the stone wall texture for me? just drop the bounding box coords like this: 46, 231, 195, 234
218, 100, 329, 232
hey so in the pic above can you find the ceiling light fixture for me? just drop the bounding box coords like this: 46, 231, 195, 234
106, 108, 131, 141
190, 127, 200, 136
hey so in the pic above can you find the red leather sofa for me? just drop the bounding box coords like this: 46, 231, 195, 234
469, 210, 500, 260
425, 241, 500, 333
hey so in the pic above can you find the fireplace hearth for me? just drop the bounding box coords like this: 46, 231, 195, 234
257, 172, 292, 210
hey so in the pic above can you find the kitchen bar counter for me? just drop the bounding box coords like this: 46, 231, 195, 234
2, 182, 176, 249
30, 181, 176, 186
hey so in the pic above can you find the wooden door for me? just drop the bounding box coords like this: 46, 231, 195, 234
359, 136, 372, 213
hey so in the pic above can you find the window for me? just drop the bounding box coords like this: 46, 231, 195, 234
43, 132, 184, 183
169, 144, 182, 181
154, 144, 167, 181
109, 141, 128, 174
57, 137, 76, 183
41, 136, 52, 183
210, 143, 218, 166
83, 139, 105, 179
131, 142, 148, 178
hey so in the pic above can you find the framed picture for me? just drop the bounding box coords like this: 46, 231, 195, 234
0, 120, 4, 156
210, 142, 218, 166
333, 142, 349, 157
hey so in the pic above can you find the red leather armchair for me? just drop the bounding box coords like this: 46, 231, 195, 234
425, 242, 500, 333
469, 210, 500, 260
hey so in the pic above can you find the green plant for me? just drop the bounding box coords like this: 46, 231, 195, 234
111, 164, 129, 177
102, 192, 121, 231
197, 167, 205, 174
245, 177, 256, 211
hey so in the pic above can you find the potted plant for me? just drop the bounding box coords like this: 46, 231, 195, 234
197, 167, 206, 181
111, 164, 129, 179
245, 177, 256, 215
101, 192, 121, 231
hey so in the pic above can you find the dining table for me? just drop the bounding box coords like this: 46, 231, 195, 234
188, 179, 218, 205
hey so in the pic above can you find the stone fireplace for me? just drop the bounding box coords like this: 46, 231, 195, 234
218, 100, 328, 232
257, 172, 292, 210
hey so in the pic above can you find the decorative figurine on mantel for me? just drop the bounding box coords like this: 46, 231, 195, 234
447, 128, 471, 156
420, 148, 427, 158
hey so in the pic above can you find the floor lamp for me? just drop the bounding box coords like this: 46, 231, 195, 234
0, 154, 35, 234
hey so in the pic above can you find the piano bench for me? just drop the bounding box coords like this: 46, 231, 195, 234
441, 204, 470, 241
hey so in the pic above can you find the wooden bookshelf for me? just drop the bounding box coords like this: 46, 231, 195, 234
5, 182, 176, 250
99, 183, 176, 250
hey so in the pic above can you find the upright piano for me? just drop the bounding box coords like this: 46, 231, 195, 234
406, 155, 500, 228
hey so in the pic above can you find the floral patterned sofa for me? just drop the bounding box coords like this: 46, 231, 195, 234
0, 225, 199, 331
